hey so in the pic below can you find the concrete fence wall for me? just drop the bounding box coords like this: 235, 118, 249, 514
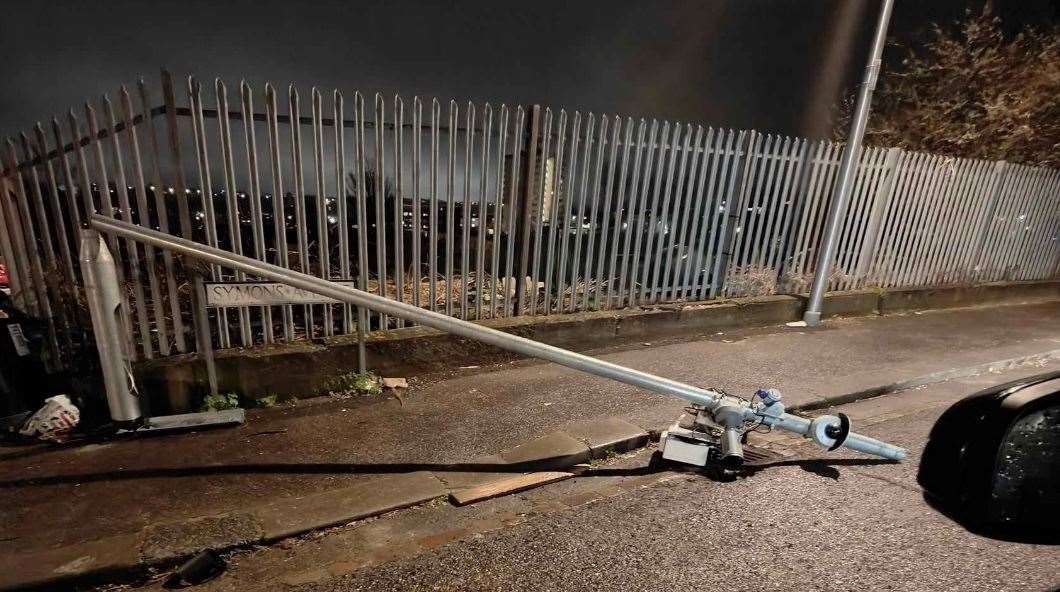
135, 279, 1060, 412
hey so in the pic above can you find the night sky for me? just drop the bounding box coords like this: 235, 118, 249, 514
1, 0, 1056, 142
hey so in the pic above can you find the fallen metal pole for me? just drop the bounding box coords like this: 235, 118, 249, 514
90, 213, 906, 461
92, 213, 725, 407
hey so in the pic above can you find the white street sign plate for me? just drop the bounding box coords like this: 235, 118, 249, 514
204, 281, 357, 307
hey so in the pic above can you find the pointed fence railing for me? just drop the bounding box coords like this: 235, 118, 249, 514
1, 70, 1058, 369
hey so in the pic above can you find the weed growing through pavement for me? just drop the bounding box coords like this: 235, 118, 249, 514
322, 371, 383, 398
200, 391, 240, 412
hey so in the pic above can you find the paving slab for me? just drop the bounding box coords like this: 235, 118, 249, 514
139, 511, 263, 563
497, 431, 591, 471
255, 471, 447, 541
0, 532, 140, 591
561, 416, 649, 458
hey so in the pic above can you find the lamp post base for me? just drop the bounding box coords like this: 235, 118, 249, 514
117, 408, 246, 435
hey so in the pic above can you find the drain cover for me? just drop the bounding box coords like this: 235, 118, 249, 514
742, 444, 784, 466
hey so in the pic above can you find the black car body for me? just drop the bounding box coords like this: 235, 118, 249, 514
918, 369, 1060, 541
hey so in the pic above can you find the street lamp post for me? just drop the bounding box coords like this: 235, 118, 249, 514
803, 0, 895, 326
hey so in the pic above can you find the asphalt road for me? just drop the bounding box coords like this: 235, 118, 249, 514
136, 361, 1060, 592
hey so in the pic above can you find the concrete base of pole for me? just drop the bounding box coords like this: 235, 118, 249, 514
116, 409, 245, 436
802, 310, 822, 327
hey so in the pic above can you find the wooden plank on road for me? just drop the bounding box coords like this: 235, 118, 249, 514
449, 471, 574, 506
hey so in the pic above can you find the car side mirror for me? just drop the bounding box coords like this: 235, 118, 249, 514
917, 371, 1060, 543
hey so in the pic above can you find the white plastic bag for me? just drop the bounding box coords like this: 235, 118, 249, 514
19, 395, 80, 442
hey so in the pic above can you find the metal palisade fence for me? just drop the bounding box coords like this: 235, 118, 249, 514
1, 71, 1058, 368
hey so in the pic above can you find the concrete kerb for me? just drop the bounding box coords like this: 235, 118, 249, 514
802, 289, 882, 319
878, 280, 1060, 315
0, 532, 142, 592
789, 347, 1060, 413
561, 417, 650, 458
255, 471, 449, 542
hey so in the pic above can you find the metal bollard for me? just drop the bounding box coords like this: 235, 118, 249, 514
80, 230, 141, 423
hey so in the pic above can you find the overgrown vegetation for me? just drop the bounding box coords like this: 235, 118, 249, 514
321, 371, 383, 398
837, 7, 1059, 167
200, 391, 240, 412
200, 391, 280, 411
254, 394, 279, 408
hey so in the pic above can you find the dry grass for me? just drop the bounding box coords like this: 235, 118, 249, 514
364, 274, 614, 319
725, 266, 779, 297
361, 274, 532, 320
777, 267, 851, 294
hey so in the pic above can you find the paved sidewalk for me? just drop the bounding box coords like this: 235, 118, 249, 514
0, 300, 1057, 588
